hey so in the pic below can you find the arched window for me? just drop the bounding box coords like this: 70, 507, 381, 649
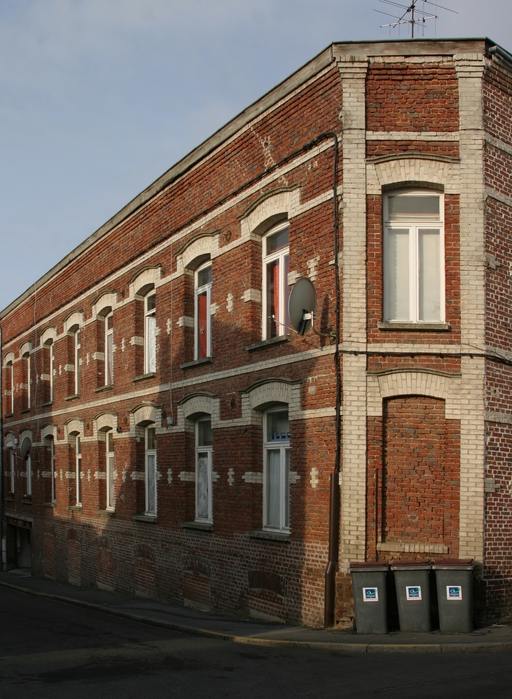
262, 222, 289, 340
5, 359, 14, 415
105, 312, 114, 386
144, 292, 157, 374
383, 189, 444, 323
263, 408, 290, 532
194, 263, 212, 360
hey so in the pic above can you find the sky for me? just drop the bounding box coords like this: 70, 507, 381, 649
0, 0, 510, 312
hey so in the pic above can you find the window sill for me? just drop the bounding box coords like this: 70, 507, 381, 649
6, 494, 14, 503
22, 496, 32, 505
246, 335, 290, 352
4, 413, 13, 419
41, 401, 54, 408
67, 505, 82, 511
65, 394, 80, 401
377, 321, 451, 331
20, 408, 30, 414
249, 530, 291, 542
132, 514, 157, 523
181, 521, 213, 532
94, 385, 114, 393
97, 509, 115, 517
43, 502, 56, 508
180, 357, 213, 370
132, 372, 156, 383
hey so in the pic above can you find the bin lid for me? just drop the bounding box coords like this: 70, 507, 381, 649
349, 561, 388, 572
390, 559, 431, 571
432, 557, 474, 570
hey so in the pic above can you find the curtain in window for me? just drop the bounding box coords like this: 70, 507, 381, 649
146, 315, 156, 373
419, 229, 440, 321
385, 229, 409, 320
146, 454, 156, 514
197, 292, 208, 359
196, 452, 209, 520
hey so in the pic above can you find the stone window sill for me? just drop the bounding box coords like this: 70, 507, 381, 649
22, 497, 32, 505
20, 408, 30, 414
41, 402, 54, 408
246, 335, 290, 352
132, 514, 157, 523
249, 530, 290, 542
181, 521, 213, 532
94, 385, 114, 393
180, 357, 213, 370
43, 502, 56, 508
4, 413, 13, 419
67, 505, 82, 511
65, 394, 80, 402
377, 321, 451, 332
132, 373, 156, 383
97, 509, 115, 517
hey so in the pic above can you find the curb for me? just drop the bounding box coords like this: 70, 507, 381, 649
1, 579, 511, 654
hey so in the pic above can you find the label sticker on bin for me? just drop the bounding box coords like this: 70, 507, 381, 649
362, 587, 379, 602
406, 586, 422, 601
446, 585, 463, 601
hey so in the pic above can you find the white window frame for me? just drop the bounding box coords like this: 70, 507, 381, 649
145, 426, 157, 516
144, 293, 157, 374
106, 430, 115, 511
26, 454, 32, 496
105, 312, 114, 386
75, 436, 82, 506
194, 263, 212, 360
195, 417, 213, 523
48, 342, 55, 403
263, 408, 290, 533
49, 437, 56, 503
383, 190, 445, 324
74, 329, 81, 394
9, 448, 15, 493
262, 223, 290, 340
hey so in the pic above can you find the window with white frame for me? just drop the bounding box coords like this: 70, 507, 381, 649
22, 351, 30, 410
48, 341, 55, 402
263, 408, 290, 532
144, 293, 157, 374
195, 417, 213, 523
105, 312, 114, 385
26, 453, 32, 496
262, 223, 290, 340
106, 430, 115, 510
145, 426, 157, 516
383, 190, 444, 323
9, 447, 15, 493
48, 437, 56, 503
6, 361, 14, 414
75, 435, 82, 506
74, 329, 81, 394
194, 264, 212, 360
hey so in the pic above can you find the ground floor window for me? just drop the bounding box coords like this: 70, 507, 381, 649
263, 408, 290, 532
195, 418, 213, 523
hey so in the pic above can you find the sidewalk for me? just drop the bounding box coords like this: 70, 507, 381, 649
1, 569, 511, 653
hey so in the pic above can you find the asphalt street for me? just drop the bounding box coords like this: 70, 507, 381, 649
1, 586, 512, 698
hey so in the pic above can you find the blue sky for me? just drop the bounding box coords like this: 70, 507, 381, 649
1, 0, 510, 311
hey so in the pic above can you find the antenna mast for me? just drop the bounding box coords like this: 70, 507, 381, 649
375, 0, 457, 38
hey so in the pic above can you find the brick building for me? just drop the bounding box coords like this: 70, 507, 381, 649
2, 38, 512, 627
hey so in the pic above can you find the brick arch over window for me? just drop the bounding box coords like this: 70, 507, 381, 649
367, 369, 461, 420
177, 232, 217, 274
94, 412, 118, 435
64, 419, 84, 441
130, 404, 161, 431
40, 328, 57, 346
239, 187, 300, 239
242, 378, 300, 418
130, 266, 161, 298
19, 341, 32, 357
3, 351, 15, 366
4, 432, 16, 450
39, 424, 58, 442
367, 156, 460, 195
63, 312, 84, 334
179, 393, 218, 423
92, 292, 117, 319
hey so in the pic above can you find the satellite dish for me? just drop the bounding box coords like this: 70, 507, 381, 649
20, 437, 32, 460
288, 277, 317, 336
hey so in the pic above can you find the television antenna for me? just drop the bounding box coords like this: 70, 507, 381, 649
375, 0, 457, 38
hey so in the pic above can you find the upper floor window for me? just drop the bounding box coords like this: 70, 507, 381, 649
21, 351, 31, 410
9, 447, 15, 493
74, 329, 81, 394
145, 425, 157, 516
105, 312, 114, 385
48, 342, 55, 402
5, 360, 14, 414
262, 223, 289, 340
195, 417, 213, 523
383, 190, 444, 323
263, 408, 290, 532
195, 264, 212, 360
144, 293, 156, 374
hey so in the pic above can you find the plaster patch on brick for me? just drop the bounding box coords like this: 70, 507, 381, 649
179, 471, 195, 482
228, 468, 234, 486
310, 467, 319, 489
242, 472, 262, 484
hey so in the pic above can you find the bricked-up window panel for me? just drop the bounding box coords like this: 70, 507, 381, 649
263, 408, 290, 532
262, 223, 290, 340
382, 396, 459, 552
195, 417, 213, 523
195, 264, 212, 360
383, 190, 444, 323
145, 426, 157, 516
5, 361, 14, 415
